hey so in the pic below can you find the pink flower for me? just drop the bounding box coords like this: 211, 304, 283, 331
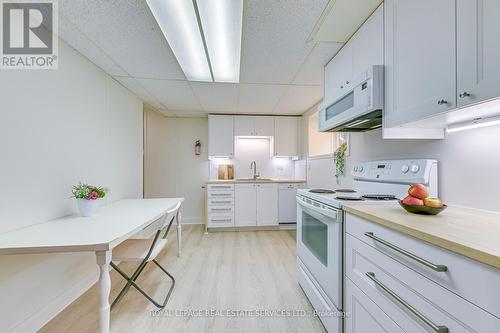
86, 191, 99, 200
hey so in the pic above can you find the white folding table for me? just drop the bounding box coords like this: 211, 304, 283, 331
0, 198, 184, 333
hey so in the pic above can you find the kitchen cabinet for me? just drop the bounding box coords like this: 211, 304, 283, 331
235, 183, 278, 226
457, 0, 500, 107
234, 183, 257, 226
273, 117, 299, 158
234, 116, 274, 137
208, 115, 234, 157
207, 184, 235, 228
324, 45, 352, 107
256, 183, 278, 226
278, 183, 303, 223
384, 0, 457, 127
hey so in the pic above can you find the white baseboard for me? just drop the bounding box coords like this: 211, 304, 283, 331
182, 217, 204, 225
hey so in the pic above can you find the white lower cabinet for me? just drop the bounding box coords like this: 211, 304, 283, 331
207, 184, 235, 228
235, 183, 278, 226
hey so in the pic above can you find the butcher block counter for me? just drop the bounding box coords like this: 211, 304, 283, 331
343, 203, 500, 269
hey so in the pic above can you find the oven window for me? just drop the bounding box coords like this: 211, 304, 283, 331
325, 91, 354, 120
301, 211, 328, 266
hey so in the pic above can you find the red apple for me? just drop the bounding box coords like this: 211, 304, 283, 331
424, 198, 444, 208
402, 195, 424, 206
408, 183, 429, 200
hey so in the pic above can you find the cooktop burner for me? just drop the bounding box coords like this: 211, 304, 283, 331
335, 189, 356, 193
335, 196, 364, 201
362, 194, 398, 201
309, 189, 336, 194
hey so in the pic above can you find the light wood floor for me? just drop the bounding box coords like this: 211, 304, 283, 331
41, 225, 326, 333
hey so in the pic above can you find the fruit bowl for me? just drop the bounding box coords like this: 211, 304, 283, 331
398, 200, 447, 215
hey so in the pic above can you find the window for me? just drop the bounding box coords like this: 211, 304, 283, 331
308, 111, 336, 158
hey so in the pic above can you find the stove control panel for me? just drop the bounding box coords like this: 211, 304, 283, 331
351, 159, 438, 184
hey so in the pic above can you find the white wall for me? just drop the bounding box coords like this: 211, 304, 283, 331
0, 40, 143, 332
301, 104, 500, 212
144, 111, 208, 224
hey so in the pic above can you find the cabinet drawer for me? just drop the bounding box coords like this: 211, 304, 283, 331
207, 205, 234, 214
207, 184, 234, 191
346, 213, 500, 318
278, 183, 303, 190
207, 198, 234, 206
207, 190, 234, 199
346, 233, 500, 332
207, 213, 234, 227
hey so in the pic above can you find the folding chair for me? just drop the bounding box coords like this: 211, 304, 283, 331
110, 201, 182, 309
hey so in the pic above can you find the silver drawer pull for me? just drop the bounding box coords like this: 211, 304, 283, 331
210, 201, 232, 204
211, 219, 232, 222
364, 232, 447, 272
211, 193, 232, 196
366, 272, 448, 333
211, 186, 232, 189
211, 208, 232, 211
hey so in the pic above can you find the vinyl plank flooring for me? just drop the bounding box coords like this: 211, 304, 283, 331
40, 225, 326, 333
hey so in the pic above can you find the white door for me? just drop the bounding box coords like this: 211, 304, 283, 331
384, 0, 456, 127
234, 116, 255, 136
253, 116, 274, 136
235, 184, 256, 226
256, 183, 278, 226
208, 115, 234, 157
457, 0, 500, 107
274, 117, 299, 157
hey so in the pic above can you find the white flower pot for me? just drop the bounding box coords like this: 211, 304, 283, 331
77, 199, 98, 217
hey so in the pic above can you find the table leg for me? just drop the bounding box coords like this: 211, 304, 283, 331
96, 250, 112, 333
177, 211, 182, 257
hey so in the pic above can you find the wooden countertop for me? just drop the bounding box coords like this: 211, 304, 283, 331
206, 179, 306, 184
343, 203, 500, 269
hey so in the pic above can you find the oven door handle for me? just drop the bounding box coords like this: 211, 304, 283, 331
297, 197, 339, 220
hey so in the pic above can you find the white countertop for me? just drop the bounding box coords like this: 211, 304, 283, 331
206, 179, 306, 184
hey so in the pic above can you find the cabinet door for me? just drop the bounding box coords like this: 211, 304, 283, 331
256, 183, 278, 226
457, 0, 500, 107
351, 5, 383, 72
253, 116, 274, 136
274, 117, 299, 157
324, 45, 353, 107
208, 115, 234, 157
278, 186, 297, 223
384, 0, 456, 127
345, 278, 404, 333
235, 184, 256, 226
234, 116, 255, 136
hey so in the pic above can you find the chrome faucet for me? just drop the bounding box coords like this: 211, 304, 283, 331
250, 161, 260, 180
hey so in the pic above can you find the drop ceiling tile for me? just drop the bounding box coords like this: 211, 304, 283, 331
190, 83, 239, 113
137, 79, 202, 112
113, 76, 164, 110
157, 109, 177, 117
238, 84, 288, 113
293, 42, 343, 85
273, 85, 323, 114
240, 0, 328, 84
59, 16, 127, 76
60, 0, 185, 80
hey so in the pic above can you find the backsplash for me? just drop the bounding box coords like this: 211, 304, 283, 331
209, 137, 296, 179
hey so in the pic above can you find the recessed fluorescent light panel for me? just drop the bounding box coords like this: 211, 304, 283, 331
146, 0, 243, 83
196, 0, 243, 82
146, 0, 211, 82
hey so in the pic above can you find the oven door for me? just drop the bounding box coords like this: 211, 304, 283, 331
297, 196, 342, 309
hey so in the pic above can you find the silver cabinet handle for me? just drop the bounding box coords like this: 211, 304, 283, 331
459, 91, 470, 98
211, 219, 232, 222
437, 99, 448, 105
210, 201, 232, 204
366, 272, 448, 333
345, 80, 350, 84
211, 193, 232, 197
211, 208, 232, 211
364, 232, 447, 272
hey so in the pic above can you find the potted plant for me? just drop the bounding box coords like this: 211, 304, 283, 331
72, 183, 107, 217
334, 141, 348, 183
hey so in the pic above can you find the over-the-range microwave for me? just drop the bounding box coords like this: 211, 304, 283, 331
319, 65, 384, 132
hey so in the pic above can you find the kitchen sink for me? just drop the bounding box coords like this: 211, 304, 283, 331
236, 178, 273, 182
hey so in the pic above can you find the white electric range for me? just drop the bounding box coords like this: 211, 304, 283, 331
296, 159, 438, 333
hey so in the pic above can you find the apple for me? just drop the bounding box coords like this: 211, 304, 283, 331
424, 198, 444, 208
408, 183, 429, 200
402, 195, 424, 206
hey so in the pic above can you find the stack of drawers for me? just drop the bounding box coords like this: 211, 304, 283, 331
207, 184, 235, 228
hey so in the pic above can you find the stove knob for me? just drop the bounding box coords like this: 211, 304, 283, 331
410, 164, 420, 173
401, 165, 410, 174
359, 166, 364, 172
354, 166, 358, 172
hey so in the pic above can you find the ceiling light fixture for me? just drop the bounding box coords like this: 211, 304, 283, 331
146, 0, 243, 83
446, 115, 500, 133
146, 0, 212, 82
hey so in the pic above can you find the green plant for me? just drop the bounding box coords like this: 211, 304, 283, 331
334, 142, 348, 177
72, 182, 107, 200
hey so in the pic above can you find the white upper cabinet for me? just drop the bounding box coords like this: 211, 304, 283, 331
457, 0, 500, 107
208, 115, 234, 157
274, 117, 299, 157
324, 46, 353, 107
256, 183, 278, 226
234, 116, 274, 136
384, 0, 457, 127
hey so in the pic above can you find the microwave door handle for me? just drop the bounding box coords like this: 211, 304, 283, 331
298, 198, 338, 220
